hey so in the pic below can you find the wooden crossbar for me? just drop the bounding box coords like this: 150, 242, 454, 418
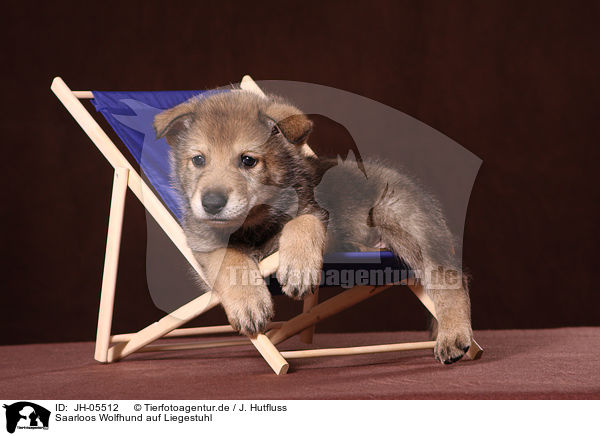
138, 338, 250, 353
110, 322, 284, 343
281, 341, 436, 359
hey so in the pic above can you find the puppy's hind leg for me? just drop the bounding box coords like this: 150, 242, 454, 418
423, 270, 472, 364
370, 196, 473, 365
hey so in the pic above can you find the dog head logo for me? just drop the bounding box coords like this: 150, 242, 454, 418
3, 402, 50, 433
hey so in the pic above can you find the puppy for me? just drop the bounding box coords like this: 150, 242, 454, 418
154, 91, 326, 336
153, 90, 473, 364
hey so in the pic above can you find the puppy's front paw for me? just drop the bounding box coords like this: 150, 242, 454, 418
434, 322, 473, 365
276, 214, 325, 300
276, 248, 322, 300
225, 284, 274, 336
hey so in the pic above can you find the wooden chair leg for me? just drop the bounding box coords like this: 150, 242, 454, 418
250, 334, 289, 375
268, 284, 394, 345
95, 167, 129, 362
407, 283, 437, 318
299, 287, 319, 344
466, 339, 484, 360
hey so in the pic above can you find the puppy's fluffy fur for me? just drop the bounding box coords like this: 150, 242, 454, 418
154, 90, 473, 364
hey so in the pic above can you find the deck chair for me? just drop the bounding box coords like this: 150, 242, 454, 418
51, 75, 483, 375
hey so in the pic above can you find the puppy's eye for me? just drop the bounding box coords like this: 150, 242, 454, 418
271, 124, 281, 136
241, 155, 258, 168
191, 155, 205, 167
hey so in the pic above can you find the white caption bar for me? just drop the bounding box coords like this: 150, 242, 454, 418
0, 400, 596, 436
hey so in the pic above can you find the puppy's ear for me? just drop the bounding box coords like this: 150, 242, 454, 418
266, 100, 313, 145
153, 100, 196, 146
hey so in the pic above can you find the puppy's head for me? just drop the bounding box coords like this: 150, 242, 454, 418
154, 91, 313, 229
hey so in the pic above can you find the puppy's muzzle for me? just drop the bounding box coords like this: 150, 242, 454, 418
202, 191, 228, 215
202, 190, 228, 215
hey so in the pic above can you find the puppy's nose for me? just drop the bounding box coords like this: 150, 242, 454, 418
202, 191, 228, 214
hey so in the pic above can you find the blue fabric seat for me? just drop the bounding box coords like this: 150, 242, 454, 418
91, 91, 411, 294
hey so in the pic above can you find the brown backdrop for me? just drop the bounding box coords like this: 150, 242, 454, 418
2, 1, 599, 345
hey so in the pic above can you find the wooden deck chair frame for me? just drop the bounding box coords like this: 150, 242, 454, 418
51, 75, 483, 375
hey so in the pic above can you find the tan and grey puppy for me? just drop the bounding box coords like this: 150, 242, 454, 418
154, 90, 472, 364
154, 91, 327, 336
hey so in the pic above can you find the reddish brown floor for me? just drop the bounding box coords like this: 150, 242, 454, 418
1, 328, 599, 399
